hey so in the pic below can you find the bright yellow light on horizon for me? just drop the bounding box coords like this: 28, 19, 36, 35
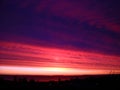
0, 66, 78, 75
1, 66, 119, 75
45, 67, 69, 72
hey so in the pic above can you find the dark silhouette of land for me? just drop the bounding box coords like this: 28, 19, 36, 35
0, 74, 120, 90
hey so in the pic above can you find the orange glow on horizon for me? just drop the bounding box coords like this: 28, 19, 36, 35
0, 41, 120, 75
1, 66, 120, 75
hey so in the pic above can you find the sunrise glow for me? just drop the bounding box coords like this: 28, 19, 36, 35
0, 0, 120, 76
0, 1, 120, 89
1, 66, 116, 75
0, 41, 120, 75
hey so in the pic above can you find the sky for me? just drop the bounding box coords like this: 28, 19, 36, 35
0, 0, 120, 75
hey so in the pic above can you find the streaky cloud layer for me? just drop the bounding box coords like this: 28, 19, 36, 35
1, 0, 120, 56
0, 41, 120, 75
0, 0, 120, 75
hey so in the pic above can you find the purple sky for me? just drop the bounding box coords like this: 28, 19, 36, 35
0, 0, 120, 75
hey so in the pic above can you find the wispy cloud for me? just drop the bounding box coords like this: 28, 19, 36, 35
0, 0, 120, 75
0, 41, 120, 70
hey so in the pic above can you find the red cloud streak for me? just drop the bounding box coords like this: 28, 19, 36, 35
0, 41, 120, 75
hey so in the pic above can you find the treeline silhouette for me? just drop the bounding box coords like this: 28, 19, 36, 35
0, 74, 120, 90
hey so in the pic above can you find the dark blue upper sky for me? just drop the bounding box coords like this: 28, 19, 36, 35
0, 0, 120, 56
